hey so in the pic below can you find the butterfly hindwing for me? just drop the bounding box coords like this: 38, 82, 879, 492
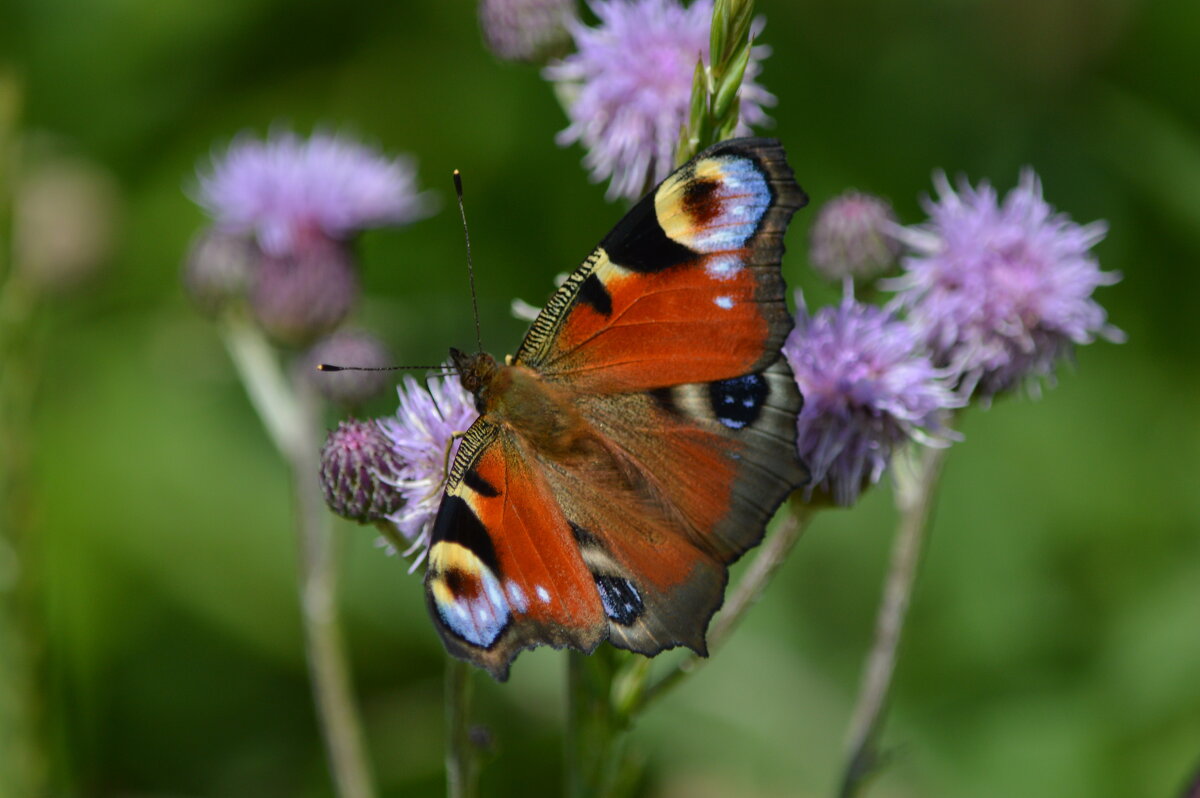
545, 355, 806, 656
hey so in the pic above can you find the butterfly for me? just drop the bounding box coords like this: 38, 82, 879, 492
428, 137, 808, 680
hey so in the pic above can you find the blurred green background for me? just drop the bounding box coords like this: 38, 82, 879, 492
2, 0, 1198, 796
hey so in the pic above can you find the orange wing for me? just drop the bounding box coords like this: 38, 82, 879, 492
426, 358, 806, 678
545, 356, 806, 656
425, 421, 609, 679
427, 138, 808, 679
514, 138, 806, 394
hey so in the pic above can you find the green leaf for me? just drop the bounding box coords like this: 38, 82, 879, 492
713, 42, 751, 124
710, 0, 730, 72
689, 56, 709, 126
726, 0, 755, 69
716, 114, 739, 143
674, 122, 693, 167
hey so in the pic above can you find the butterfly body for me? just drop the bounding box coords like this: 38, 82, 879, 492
450, 347, 593, 457
428, 138, 809, 680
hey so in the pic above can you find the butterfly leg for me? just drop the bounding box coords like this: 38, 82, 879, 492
442, 430, 470, 483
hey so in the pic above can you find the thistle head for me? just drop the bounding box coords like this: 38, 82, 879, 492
887, 169, 1124, 401
544, 0, 774, 200
785, 290, 962, 506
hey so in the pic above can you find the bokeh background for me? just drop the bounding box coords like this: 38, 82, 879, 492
2, 0, 1198, 796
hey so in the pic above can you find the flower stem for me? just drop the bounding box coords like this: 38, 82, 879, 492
565, 650, 603, 798
636, 505, 813, 712
708, 504, 813, 651
218, 314, 304, 458
0, 272, 49, 798
0, 74, 51, 798
561, 506, 812, 795
292, 372, 377, 798
445, 658, 479, 798
565, 647, 637, 798
838, 442, 951, 798
220, 316, 376, 798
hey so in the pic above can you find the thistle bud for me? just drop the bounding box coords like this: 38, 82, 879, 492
809, 191, 901, 283
15, 157, 120, 293
319, 420, 405, 525
182, 228, 259, 316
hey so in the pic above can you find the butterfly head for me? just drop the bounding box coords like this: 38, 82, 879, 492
449, 347, 499, 411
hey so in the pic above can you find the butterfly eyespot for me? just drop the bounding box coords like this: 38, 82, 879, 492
429, 542, 510, 649
682, 177, 722, 224
667, 156, 772, 254
594, 574, 644, 626
709, 373, 769, 430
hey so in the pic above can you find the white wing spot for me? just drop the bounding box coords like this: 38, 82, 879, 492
706, 255, 742, 280
715, 295, 734, 309
506, 582, 528, 612
536, 585, 551, 603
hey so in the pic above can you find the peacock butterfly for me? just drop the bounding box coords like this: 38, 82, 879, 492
427, 137, 808, 680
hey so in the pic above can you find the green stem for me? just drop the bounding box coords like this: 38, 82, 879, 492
562, 506, 812, 795
218, 315, 304, 458
0, 73, 50, 798
565, 648, 633, 798
637, 505, 814, 712
220, 316, 376, 798
838, 442, 951, 798
445, 658, 479, 798
676, 0, 756, 164
0, 274, 49, 798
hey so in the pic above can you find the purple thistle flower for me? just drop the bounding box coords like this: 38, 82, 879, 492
545, 0, 774, 200
479, 0, 576, 62
376, 372, 479, 567
888, 169, 1124, 400
784, 290, 962, 507
196, 130, 433, 257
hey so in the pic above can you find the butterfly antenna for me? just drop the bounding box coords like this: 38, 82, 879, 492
454, 169, 485, 354
316, 364, 456, 375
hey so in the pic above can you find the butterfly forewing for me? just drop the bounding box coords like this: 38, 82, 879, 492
515, 138, 806, 394
426, 421, 609, 678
